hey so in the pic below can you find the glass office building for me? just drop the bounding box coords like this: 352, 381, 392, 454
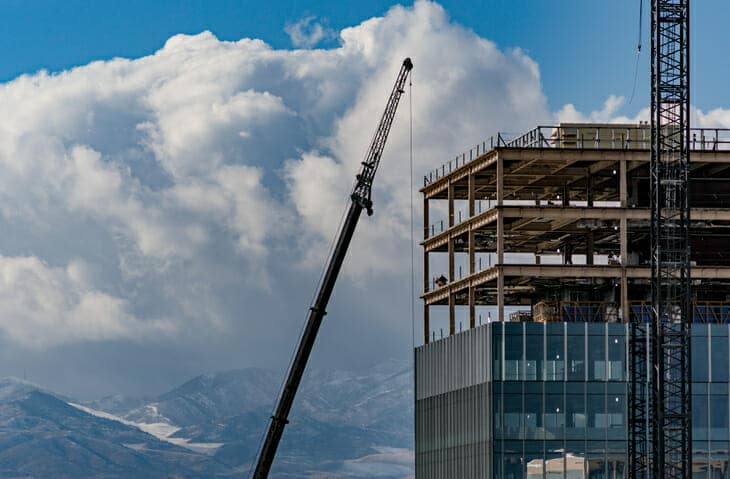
415, 322, 729, 478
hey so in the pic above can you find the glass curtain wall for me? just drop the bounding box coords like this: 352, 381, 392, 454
492, 322, 730, 479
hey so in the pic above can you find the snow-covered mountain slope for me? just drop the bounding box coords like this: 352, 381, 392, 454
0, 359, 414, 478
0, 378, 232, 478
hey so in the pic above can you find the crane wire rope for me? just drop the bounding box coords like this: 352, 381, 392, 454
409, 70, 416, 351
628, 0, 644, 105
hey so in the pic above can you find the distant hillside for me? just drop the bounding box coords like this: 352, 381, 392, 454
0, 359, 414, 478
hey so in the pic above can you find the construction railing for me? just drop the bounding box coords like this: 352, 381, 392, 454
424, 125, 730, 186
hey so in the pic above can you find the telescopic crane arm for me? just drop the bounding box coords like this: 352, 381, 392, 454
251, 57, 413, 479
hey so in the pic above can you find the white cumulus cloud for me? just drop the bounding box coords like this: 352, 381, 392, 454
285, 16, 335, 48
0, 256, 171, 348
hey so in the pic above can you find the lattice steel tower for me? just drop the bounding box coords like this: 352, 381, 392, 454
631, 1, 692, 478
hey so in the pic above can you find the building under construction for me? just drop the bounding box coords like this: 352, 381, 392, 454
414, 124, 730, 477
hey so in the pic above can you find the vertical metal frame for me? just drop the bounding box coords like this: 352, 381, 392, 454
630, 1, 693, 478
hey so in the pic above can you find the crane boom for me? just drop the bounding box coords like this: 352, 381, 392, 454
251, 57, 413, 479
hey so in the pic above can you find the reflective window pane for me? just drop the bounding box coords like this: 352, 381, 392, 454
694, 394, 709, 442
546, 331, 565, 381
505, 330, 523, 381
566, 386, 586, 441
526, 333, 544, 381
712, 335, 729, 383
711, 394, 729, 442
504, 392, 521, 439
568, 333, 586, 381
607, 390, 626, 441
607, 334, 625, 381
545, 393, 565, 439
693, 334, 709, 382
588, 333, 606, 381
525, 391, 542, 440
587, 386, 606, 441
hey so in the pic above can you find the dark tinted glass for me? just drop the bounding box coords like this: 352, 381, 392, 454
692, 334, 709, 382
546, 331, 565, 381
568, 333, 586, 381
588, 333, 606, 381
712, 335, 729, 382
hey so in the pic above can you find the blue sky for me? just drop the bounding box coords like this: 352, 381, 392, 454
2, 0, 729, 116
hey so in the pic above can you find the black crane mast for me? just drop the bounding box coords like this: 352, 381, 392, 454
630, 1, 691, 478
250, 58, 413, 479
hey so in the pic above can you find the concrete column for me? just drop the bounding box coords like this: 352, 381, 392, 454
620, 160, 627, 207
620, 198, 629, 322
496, 156, 504, 206
498, 273, 505, 322
449, 294, 455, 336
468, 227, 475, 329
619, 156, 628, 265
497, 214, 504, 265
448, 180, 455, 227
620, 217, 628, 266
586, 231, 595, 265
424, 304, 430, 344
423, 199, 430, 293
423, 197, 430, 239
448, 236, 455, 335
497, 212, 505, 322
587, 174, 594, 207
468, 172, 475, 217
496, 154, 505, 322
621, 270, 629, 323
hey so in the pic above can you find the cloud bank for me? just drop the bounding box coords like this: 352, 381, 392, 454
1, 0, 729, 394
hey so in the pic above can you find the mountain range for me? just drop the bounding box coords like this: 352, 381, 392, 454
0, 359, 414, 478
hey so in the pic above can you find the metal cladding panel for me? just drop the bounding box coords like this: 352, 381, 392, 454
415, 324, 491, 400
415, 383, 491, 479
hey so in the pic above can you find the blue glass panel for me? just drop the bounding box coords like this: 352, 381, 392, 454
546, 332, 565, 381
494, 385, 503, 439
693, 335, 710, 382
607, 334, 625, 381
504, 453, 523, 479
504, 393, 521, 439
568, 334, 586, 381
493, 325, 502, 381
712, 324, 729, 337
711, 394, 729, 442
606, 392, 625, 441
694, 393, 709, 441
588, 333, 606, 381
505, 331, 523, 381
587, 387, 606, 441
712, 335, 729, 382
526, 333, 544, 381
545, 393, 565, 440
566, 387, 586, 441
525, 392, 542, 440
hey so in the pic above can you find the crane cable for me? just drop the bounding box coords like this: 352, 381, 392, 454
628, 0, 644, 105
409, 69, 415, 351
